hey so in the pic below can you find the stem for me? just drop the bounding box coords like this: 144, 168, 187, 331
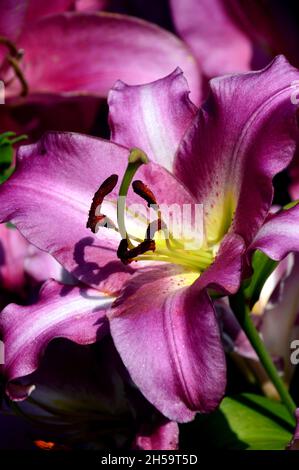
230, 289, 296, 422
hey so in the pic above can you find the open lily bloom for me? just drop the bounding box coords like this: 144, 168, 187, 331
0, 56, 299, 423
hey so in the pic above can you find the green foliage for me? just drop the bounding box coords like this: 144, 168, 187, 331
180, 394, 294, 450
244, 250, 277, 308
0, 131, 27, 183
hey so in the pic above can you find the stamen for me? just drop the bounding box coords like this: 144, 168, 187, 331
132, 180, 157, 207
0, 36, 20, 57
132, 178, 173, 247
87, 174, 118, 233
0, 37, 28, 97
7, 56, 28, 97
117, 238, 155, 265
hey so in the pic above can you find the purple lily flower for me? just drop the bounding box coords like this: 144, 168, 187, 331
0, 2, 200, 138
0, 56, 299, 423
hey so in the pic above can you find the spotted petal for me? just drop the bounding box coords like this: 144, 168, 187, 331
109, 265, 226, 422
175, 56, 299, 246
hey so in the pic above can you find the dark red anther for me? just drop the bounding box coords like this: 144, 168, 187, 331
117, 238, 156, 265
87, 174, 118, 233
132, 180, 158, 207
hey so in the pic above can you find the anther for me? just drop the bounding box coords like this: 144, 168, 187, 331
87, 174, 118, 233
7, 56, 28, 96
132, 180, 157, 207
117, 238, 156, 265
0, 36, 20, 57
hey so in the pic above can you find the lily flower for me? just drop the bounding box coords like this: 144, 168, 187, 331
0, 56, 299, 423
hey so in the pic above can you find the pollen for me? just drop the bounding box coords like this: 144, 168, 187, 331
132, 180, 157, 207
86, 174, 118, 232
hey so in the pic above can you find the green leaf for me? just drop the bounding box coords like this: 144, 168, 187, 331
0, 142, 13, 168
243, 250, 277, 308
0, 131, 27, 183
180, 393, 294, 450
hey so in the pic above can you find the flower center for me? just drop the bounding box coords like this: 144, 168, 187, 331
87, 148, 215, 273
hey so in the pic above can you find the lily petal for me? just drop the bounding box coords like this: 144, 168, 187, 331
23, 0, 74, 25
12, 12, 200, 102
175, 56, 299, 246
170, 0, 252, 78
108, 68, 197, 171
196, 233, 245, 294
250, 204, 299, 261
109, 265, 226, 422
0, 0, 27, 41
0, 224, 28, 292
135, 418, 179, 450
0, 279, 113, 400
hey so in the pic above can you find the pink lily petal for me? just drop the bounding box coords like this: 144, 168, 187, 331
0, 279, 114, 400
170, 0, 252, 78
0, 224, 28, 292
0, 1, 27, 40
75, 0, 108, 10
216, 301, 257, 360
135, 418, 179, 450
11, 12, 200, 102
250, 204, 299, 261
23, 0, 74, 25
108, 68, 197, 171
0, 132, 195, 291
109, 265, 226, 422
24, 245, 75, 284
0, 0, 73, 64
175, 56, 299, 246
196, 233, 245, 294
